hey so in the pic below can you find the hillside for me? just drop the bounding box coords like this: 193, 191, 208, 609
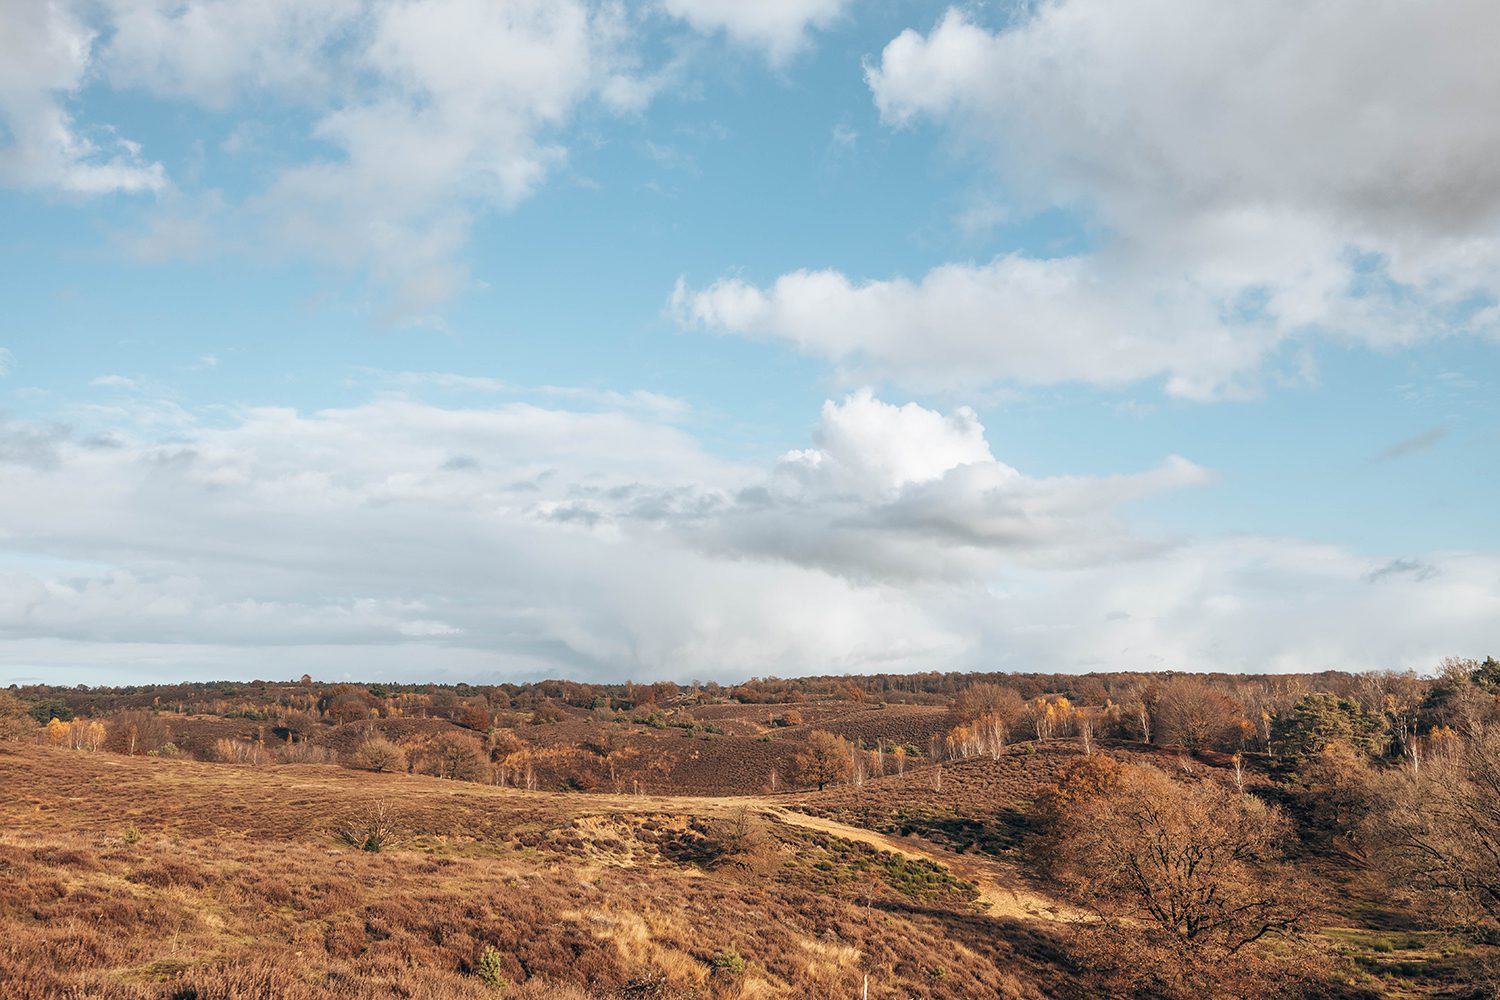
5, 668, 1499, 998
0, 742, 1082, 999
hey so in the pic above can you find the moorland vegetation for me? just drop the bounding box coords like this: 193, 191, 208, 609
2, 658, 1499, 998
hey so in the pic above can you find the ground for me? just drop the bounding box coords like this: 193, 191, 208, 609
0, 742, 1081, 999
2, 701, 1485, 999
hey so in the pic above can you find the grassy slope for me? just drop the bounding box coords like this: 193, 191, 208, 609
0, 743, 1078, 1000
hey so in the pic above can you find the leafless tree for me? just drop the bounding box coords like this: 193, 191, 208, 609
1364, 718, 1500, 939
1155, 678, 1242, 750
1049, 762, 1308, 971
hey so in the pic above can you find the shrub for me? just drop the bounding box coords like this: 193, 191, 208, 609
475, 945, 508, 990
276, 741, 338, 765
710, 948, 746, 974
345, 736, 407, 773
334, 800, 405, 852
209, 738, 268, 764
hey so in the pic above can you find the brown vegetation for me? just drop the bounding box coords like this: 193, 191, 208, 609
6, 660, 1500, 996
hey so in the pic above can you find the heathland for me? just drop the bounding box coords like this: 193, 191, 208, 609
2, 663, 1497, 998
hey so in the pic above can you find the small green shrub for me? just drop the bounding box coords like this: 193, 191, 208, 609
710, 949, 746, 974
475, 945, 507, 990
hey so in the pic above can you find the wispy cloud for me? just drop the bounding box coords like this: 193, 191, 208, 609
1374, 426, 1448, 462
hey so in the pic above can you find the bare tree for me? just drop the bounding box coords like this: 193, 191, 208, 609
1154, 678, 1242, 751
108, 711, 172, 756
1364, 718, 1500, 939
1048, 762, 1308, 961
952, 683, 1026, 728
420, 733, 488, 782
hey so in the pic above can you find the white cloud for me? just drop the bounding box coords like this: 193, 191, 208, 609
965, 538, 1500, 675
100, 0, 364, 108
868, 3, 1500, 238
251, 0, 657, 319
4, 0, 665, 318
0, 347, 12, 377
89, 374, 141, 390
660, 0, 847, 64
786, 389, 995, 493
683, 1, 1500, 398
0, 0, 164, 194
5, 386, 1485, 684
673, 255, 1279, 399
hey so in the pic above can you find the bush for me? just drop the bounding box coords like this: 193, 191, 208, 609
209, 738, 268, 764
276, 741, 338, 765
475, 945, 508, 990
710, 948, 746, 974
345, 736, 407, 773
334, 801, 405, 853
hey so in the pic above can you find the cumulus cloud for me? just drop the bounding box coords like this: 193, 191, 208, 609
868, 3, 1500, 236
5, 0, 855, 317
659, 0, 847, 64
0, 1, 673, 318
164, 0, 653, 319
101, 0, 364, 108
1, 386, 1490, 684
681, 0, 1500, 398
673, 256, 1276, 399
0, 0, 164, 194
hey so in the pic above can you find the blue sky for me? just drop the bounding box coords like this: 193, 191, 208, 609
1, 0, 1496, 685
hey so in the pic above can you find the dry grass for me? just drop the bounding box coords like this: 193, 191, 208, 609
0, 743, 1078, 999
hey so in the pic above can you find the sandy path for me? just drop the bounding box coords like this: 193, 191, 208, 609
605, 792, 1085, 923
757, 806, 1088, 923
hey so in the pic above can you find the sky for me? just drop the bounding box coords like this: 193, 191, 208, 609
0, 0, 1497, 686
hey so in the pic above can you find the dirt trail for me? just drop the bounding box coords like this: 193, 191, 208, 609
613, 792, 1084, 923
758, 805, 1088, 923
